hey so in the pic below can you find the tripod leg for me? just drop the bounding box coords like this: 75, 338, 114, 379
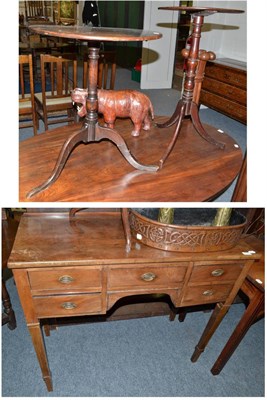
27, 128, 88, 198
191, 102, 225, 149
158, 103, 186, 168
156, 100, 184, 129
96, 124, 159, 171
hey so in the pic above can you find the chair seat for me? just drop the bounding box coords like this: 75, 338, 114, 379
35, 92, 72, 106
19, 97, 32, 110
36, 53, 78, 130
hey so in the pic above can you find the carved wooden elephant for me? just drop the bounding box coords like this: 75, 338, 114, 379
71, 88, 154, 137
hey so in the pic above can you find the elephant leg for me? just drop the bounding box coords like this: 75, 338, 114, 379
142, 115, 151, 131
131, 120, 142, 137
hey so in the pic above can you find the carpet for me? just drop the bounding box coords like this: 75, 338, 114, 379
2, 277, 264, 397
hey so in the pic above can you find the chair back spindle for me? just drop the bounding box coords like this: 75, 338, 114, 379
19, 54, 38, 135
35, 53, 78, 131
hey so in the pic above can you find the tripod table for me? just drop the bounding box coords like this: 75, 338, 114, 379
26, 26, 162, 198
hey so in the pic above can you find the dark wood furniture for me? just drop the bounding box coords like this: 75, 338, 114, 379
156, 6, 244, 165
200, 58, 247, 124
83, 50, 117, 90
34, 53, 78, 130
24, 1, 49, 23
231, 151, 247, 201
19, 118, 243, 202
2, 211, 19, 330
26, 25, 162, 198
19, 54, 38, 136
210, 235, 264, 374
8, 211, 261, 391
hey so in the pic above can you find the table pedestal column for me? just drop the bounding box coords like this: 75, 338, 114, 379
27, 47, 159, 198
157, 12, 225, 167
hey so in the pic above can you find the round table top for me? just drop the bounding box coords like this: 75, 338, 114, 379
19, 117, 243, 202
158, 6, 244, 14
29, 25, 162, 42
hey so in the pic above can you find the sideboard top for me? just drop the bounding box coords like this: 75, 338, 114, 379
8, 212, 262, 268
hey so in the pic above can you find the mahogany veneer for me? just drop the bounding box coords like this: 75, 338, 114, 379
19, 118, 243, 202
8, 211, 261, 391
200, 59, 247, 124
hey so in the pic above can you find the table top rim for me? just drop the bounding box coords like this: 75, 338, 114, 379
28, 25, 162, 42
158, 6, 244, 14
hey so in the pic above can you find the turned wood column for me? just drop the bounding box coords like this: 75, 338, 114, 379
85, 47, 100, 141
182, 14, 204, 115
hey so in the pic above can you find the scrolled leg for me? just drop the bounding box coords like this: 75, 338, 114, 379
191, 102, 225, 149
27, 128, 88, 198
158, 102, 186, 168
156, 99, 184, 129
95, 124, 159, 171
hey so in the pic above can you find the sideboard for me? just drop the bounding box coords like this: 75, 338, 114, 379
200, 58, 247, 124
8, 211, 261, 391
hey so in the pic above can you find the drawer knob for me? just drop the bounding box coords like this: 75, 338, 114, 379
58, 275, 74, 284
141, 272, 156, 282
211, 269, 225, 277
203, 290, 214, 296
61, 302, 77, 310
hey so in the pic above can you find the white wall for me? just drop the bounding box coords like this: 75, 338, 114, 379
141, 1, 180, 89
193, 1, 247, 62
77, 1, 85, 25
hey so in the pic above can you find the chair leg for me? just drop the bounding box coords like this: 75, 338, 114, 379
33, 113, 38, 136
2, 280, 17, 330
43, 111, 48, 131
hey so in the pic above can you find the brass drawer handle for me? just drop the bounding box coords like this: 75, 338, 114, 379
211, 269, 225, 277
58, 275, 74, 284
141, 272, 156, 282
203, 290, 214, 296
61, 302, 77, 310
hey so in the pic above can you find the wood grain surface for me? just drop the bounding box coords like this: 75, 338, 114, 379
19, 117, 243, 202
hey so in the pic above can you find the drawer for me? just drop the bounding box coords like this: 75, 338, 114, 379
205, 63, 246, 89
189, 263, 244, 284
108, 264, 187, 290
181, 284, 233, 306
200, 91, 247, 124
33, 293, 102, 318
28, 267, 101, 293
202, 77, 246, 105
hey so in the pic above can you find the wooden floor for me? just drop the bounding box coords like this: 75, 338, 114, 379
19, 116, 243, 202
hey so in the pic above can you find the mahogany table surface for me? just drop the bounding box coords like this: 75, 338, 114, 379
158, 6, 244, 14
19, 117, 243, 202
29, 25, 162, 42
8, 212, 262, 268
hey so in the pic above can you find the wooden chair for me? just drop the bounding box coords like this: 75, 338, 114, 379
83, 50, 117, 89
24, 1, 49, 22
34, 53, 78, 130
19, 54, 38, 136
2, 210, 19, 330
